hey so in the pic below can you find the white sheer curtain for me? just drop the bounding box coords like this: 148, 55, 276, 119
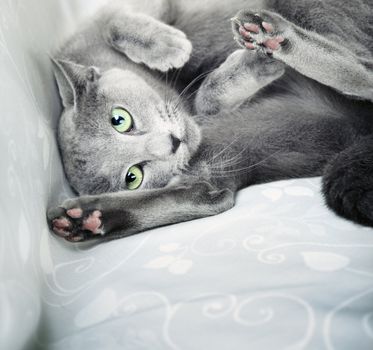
0, 1, 105, 349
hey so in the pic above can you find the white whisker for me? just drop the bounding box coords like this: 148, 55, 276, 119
210, 151, 281, 177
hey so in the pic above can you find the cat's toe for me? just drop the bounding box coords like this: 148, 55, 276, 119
243, 23, 260, 34
82, 210, 104, 235
262, 22, 274, 33
150, 35, 192, 72
66, 208, 83, 219
52, 217, 72, 237
47, 207, 73, 238
238, 27, 255, 44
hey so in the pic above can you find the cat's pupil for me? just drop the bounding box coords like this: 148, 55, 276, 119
126, 172, 136, 183
112, 116, 125, 126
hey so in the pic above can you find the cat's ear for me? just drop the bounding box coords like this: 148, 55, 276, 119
52, 58, 101, 108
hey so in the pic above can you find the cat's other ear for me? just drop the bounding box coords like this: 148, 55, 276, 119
51, 58, 101, 108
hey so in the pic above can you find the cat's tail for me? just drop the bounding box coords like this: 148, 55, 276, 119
322, 135, 373, 227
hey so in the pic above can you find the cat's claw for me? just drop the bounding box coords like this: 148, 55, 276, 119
232, 10, 287, 55
48, 206, 104, 242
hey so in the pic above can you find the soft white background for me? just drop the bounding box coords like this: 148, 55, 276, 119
0, 1, 372, 349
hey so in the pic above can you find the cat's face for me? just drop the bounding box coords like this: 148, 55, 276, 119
54, 60, 201, 194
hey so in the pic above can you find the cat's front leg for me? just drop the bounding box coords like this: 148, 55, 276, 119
47, 182, 234, 242
195, 49, 284, 115
103, 6, 192, 72
232, 10, 373, 101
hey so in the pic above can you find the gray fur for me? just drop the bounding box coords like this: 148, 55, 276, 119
48, 0, 373, 242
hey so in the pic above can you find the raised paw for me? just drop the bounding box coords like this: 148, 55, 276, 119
231, 10, 288, 55
107, 17, 192, 72
48, 206, 104, 242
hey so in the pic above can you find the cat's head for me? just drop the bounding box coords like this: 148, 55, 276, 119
53, 59, 201, 194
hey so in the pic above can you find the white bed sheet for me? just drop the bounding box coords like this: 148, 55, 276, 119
39, 178, 373, 350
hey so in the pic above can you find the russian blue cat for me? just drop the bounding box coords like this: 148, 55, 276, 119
48, 0, 373, 242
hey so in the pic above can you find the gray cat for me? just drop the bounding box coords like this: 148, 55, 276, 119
48, 0, 373, 242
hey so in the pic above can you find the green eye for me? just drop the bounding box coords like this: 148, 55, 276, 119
111, 107, 133, 133
126, 165, 143, 190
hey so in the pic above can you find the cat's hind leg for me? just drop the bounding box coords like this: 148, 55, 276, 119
323, 135, 373, 227
232, 9, 373, 101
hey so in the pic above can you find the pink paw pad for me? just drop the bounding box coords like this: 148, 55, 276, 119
82, 210, 104, 235
263, 36, 284, 51
245, 42, 256, 50
52, 217, 72, 237
66, 208, 83, 219
262, 21, 274, 33
243, 23, 260, 33
239, 27, 252, 39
